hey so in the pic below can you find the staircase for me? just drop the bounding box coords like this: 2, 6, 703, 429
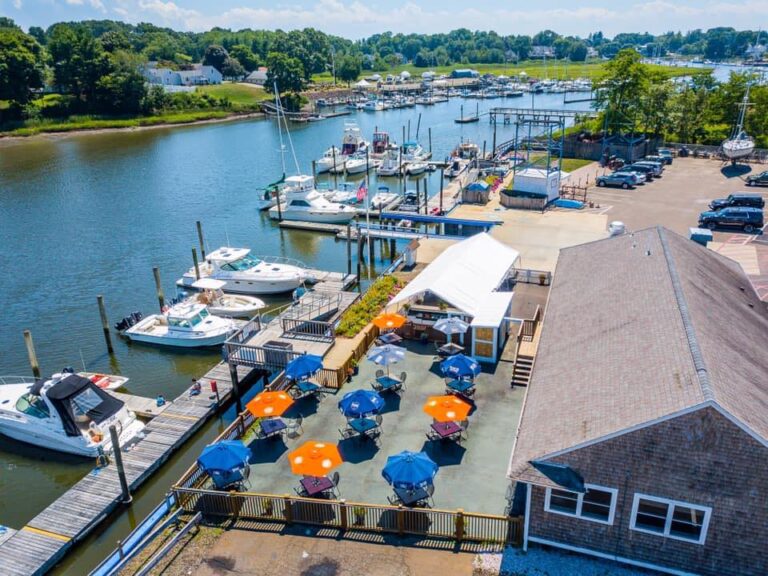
511, 354, 535, 387
510, 305, 543, 388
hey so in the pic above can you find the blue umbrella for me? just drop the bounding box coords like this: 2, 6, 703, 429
338, 389, 385, 418
285, 354, 323, 381
367, 344, 406, 366
197, 440, 251, 473
440, 354, 481, 379
382, 450, 438, 490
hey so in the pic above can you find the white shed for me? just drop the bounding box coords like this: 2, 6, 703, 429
513, 168, 569, 202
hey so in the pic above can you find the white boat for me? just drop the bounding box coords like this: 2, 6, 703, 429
722, 85, 754, 162
405, 162, 429, 176
187, 278, 265, 318
120, 301, 240, 348
340, 124, 368, 155
344, 155, 381, 174
269, 174, 357, 224
363, 100, 384, 111
371, 186, 399, 210
316, 146, 345, 173
78, 372, 129, 391
377, 147, 403, 176
322, 183, 360, 204
178, 247, 309, 295
0, 372, 145, 457
403, 141, 429, 161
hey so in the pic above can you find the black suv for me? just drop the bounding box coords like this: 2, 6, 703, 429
709, 194, 765, 210
620, 163, 655, 180
747, 171, 768, 187
698, 207, 764, 233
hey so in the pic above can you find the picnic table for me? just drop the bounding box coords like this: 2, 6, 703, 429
378, 332, 403, 345
437, 342, 464, 357
430, 421, 463, 440
292, 379, 324, 399
260, 417, 287, 438
394, 485, 431, 507
300, 476, 335, 497
446, 379, 475, 395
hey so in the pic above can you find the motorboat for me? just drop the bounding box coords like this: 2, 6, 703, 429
118, 301, 241, 348
340, 124, 369, 156
178, 246, 309, 295
78, 372, 129, 391
269, 174, 357, 224
0, 372, 145, 457
399, 190, 421, 212
722, 85, 755, 162
371, 186, 399, 210
363, 99, 384, 111
186, 278, 265, 318
403, 141, 429, 161
316, 146, 345, 173
405, 161, 429, 176
377, 147, 403, 176
455, 141, 480, 160
372, 131, 392, 155
344, 155, 371, 175
322, 182, 361, 204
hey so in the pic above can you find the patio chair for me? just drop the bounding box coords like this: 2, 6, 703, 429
374, 413, 383, 427
459, 419, 470, 438
330, 471, 341, 498
425, 483, 435, 508
295, 485, 309, 498
286, 415, 304, 439
387, 494, 402, 506
371, 380, 383, 392
339, 427, 356, 440
375, 369, 385, 379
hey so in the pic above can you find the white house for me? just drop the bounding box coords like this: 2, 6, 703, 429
245, 67, 269, 85
144, 64, 222, 88
389, 233, 520, 363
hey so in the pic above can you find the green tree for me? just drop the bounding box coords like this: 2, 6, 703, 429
28, 26, 46, 45
568, 41, 588, 62
0, 27, 45, 112
203, 44, 229, 72
94, 51, 147, 114
229, 44, 259, 72
337, 55, 361, 85
220, 56, 245, 79
265, 51, 306, 94
594, 48, 648, 134
47, 24, 111, 104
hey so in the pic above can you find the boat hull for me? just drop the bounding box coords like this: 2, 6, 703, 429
722, 141, 755, 160
125, 330, 232, 348
270, 208, 357, 224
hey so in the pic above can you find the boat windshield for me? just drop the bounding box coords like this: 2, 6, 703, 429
70, 387, 103, 419
221, 254, 261, 272
15, 393, 50, 419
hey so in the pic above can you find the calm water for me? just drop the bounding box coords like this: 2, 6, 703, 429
0, 92, 584, 573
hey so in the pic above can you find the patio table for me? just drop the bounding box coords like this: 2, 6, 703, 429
301, 475, 335, 497
260, 417, 287, 438
430, 421, 463, 439
378, 332, 403, 345
394, 486, 431, 507
437, 342, 464, 356
376, 375, 403, 390
348, 417, 378, 434
446, 379, 475, 394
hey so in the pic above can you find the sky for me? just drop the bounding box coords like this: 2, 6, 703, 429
2, 0, 766, 39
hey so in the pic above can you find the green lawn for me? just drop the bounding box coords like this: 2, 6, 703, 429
197, 82, 271, 107
560, 158, 595, 172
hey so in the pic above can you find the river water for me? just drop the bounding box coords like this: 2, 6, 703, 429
0, 92, 587, 573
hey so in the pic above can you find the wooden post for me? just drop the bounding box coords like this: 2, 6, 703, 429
331, 145, 339, 190
23, 330, 41, 379
407, 119, 411, 141
428, 127, 432, 155
192, 248, 201, 280
492, 121, 497, 160
152, 267, 165, 313
110, 425, 132, 504
311, 160, 317, 180
396, 505, 405, 536
339, 499, 348, 530
455, 509, 465, 542
97, 295, 114, 354
196, 220, 206, 259
283, 495, 294, 524
439, 168, 445, 215
356, 223, 363, 279
275, 187, 283, 221
482, 140, 486, 160
229, 362, 242, 413
346, 222, 352, 275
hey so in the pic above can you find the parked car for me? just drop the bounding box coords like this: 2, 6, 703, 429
657, 149, 674, 164
746, 171, 768, 187
698, 207, 764, 233
617, 164, 655, 180
633, 160, 663, 176
614, 169, 646, 184
643, 155, 668, 168
596, 172, 637, 189
709, 194, 765, 210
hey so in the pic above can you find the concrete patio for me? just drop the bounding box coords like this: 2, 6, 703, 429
242, 339, 525, 515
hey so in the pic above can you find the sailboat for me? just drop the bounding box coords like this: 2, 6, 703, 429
722, 84, 755, 163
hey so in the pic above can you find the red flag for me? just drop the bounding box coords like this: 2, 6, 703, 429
356, 181, 367, 202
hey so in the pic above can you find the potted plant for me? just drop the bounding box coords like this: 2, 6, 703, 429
347, 358, 359, 377
353, 506, 366, 526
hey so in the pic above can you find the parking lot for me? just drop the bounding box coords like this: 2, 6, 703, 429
587, 157, 768, 300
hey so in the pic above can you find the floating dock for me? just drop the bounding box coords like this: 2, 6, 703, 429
0, 362, 259, 576
107, 391, 171, 419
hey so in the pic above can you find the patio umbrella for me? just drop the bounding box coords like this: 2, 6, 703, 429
367, 344, 406, 376
373, 313, 406, 331
197, 440, 250, 473
338, 389, 385, 418
285, 354, 323, 381
440, 354, 481, 380
289, 441, 343, 476
382, 450, 438, 490
423, 395, 471, 422
433, 317, 469, 344
246, 390, 294, 418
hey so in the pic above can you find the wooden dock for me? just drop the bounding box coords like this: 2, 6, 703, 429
108, 392, 171, 419
0, 363, 259, 576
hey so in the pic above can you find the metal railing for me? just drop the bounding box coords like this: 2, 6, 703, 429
281, 318, 335, 341
508, 268, 552, 286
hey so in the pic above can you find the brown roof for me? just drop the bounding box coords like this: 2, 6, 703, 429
508, 227, 768, 485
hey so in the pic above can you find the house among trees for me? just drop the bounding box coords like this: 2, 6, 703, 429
143, 62, 222, 88
245, 67, 269, 85
529, 45, 555, 59
507, 227, 768, 576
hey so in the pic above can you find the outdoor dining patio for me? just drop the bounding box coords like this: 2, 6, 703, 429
234, 337, 525, 515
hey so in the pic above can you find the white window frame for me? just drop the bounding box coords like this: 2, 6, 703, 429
630, 493, 712, 545
544, 484, 618, 526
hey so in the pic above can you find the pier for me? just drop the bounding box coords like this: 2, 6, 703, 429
0, 361, 260, 576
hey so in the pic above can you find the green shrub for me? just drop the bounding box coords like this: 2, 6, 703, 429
336, 276, 403, 338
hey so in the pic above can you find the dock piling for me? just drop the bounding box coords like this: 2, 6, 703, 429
110, 425, 132, 504
192, 248, 201, 280
428, 127, 432, 154
196, 221, 206, 259
346, 223, 352, 275
228, 364, 242, 413
439, 168, 445, 214
23, 329, 41, 379
312, 160, 316, 180
331, 146, 338, 190
152, 267, 165, 313
97, 295, 114, 354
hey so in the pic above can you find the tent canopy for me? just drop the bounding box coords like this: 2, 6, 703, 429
354, 79, 371, 87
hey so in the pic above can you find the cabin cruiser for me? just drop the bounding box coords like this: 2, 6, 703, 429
341, 123, 369, 156
405, 161, 428, 176
0, 372, 145, 457
118, 301, 240, 348
399, 190, 421, 212
269, 174, 357, 224
363, 99, 384, 111
185, 278, 265, 318
178, 246, 309, 295
403, 141, 429, 161
377, 147, 403, 176
316, 146, 345, 173
371, 186, 399, 210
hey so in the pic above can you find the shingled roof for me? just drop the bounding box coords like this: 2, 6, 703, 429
508, 227, 768, 485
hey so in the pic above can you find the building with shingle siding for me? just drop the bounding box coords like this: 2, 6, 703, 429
507, 227, 768, 576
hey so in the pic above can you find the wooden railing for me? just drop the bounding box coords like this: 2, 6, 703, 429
517, 305, 542, 344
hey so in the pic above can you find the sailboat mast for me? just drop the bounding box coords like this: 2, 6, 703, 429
273, 83, 287, 179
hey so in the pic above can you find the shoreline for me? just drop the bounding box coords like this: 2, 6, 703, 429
0, 111, 265, 144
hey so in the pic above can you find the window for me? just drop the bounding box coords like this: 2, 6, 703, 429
630, 494, 711, 544
15, 393, 50, 419
544, 484, 618, 525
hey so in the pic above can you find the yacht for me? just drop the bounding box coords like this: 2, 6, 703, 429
118, 301, 240, 348
186, 278, 265, 318
371, 186, 399, 210
178, 246, 309, 295
377, 147, 403, 176
269, 174, 357, 224
315, 146, 345, 173
363, 99, 384, 111
0, 372, 145, 457
722, 85, 755, 163
403, 141, 430, 161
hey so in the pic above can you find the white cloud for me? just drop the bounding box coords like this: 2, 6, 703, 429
65, 0, 106, 12
13, 0, 22, 8
138, 0, 200, 23
65, 0, 84, 5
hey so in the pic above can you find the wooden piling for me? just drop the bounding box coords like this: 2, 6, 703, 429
275, 187, 283, 221
346, 222, 352, 275
428, 127, 432, 154
439, 168, 445, 214
97, 295, 114, 354
23, 330, 41, 379
152, 267, 165, 313
192, 248, 201, 280
311, 160, 317, 180
196, 221, 206, 259
331, 146, 339, 190
228, 363, 242, 413
110, 425, 132, 503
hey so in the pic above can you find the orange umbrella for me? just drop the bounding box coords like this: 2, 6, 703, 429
373, 313, 406, 330
246, 391, 294, 418
423, 395, 471, 422
289, 441, 343, 476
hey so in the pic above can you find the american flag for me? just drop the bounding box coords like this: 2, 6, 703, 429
357, 181, 367, 202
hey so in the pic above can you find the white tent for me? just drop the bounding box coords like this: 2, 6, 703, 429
400, 70, 412, 79
354, 79, 371, 88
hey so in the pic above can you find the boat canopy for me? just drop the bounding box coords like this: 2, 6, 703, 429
206, 247, 251, 263
192, 278, 227, 291
45, 374, 123, 437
